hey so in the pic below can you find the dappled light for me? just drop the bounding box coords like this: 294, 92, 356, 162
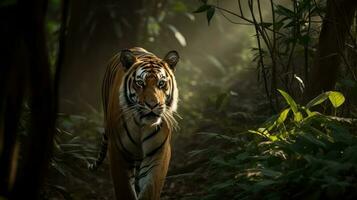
1, 0, 357, 199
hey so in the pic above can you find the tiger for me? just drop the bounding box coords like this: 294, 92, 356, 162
88, 47, 180, 200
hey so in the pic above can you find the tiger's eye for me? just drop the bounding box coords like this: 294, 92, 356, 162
158, 80, 166, 88
136, 80, 145, 87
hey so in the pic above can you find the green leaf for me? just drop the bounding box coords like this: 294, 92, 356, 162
259, 22, 273, 28
206, 6, 215, 25
300, 133, 327, 148
260, 168, 282, 178
306, 92, 329, 108
340, 79, 357, 88
235, 152, 249, 161
273, 21, 284, 31
249, 129, 269, 138
255, 179, 276, 187
206, 55, 225, 74
193, 4, 211, 13
294, 112, 303, 122
275, 5, 295, 17
268, 135, 279, 141
215, 92, 229, 110
277, 108, 290, 124
210, 180, 235, 190
167, 25, 187, 47
277, 89, 298, 114
198, 132, 238, 142
172, 1, 188, 12
328, 91, 345, 108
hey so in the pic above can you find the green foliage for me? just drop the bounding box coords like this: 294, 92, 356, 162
193, 0, 329, 107
143, 0, 194, 46
51, 114, 100, 177
193, 2, 215, 25
206, 6, 215, 25
196, 90, 357, 199
43, 112, 103, 198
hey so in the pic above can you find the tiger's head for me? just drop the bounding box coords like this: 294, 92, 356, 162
119, 49, 179, 127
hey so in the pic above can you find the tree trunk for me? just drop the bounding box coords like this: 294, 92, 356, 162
59, 0, 144, 113
0, 0, 56, 199
0, 4, 26, 194
306, 0, 357, 99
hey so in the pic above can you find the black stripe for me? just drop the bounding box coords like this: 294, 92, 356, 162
141, 66, 153, 70
140, 111, 160, 119
134, 117, 141, 126
165, 80, 174, 106
145, 133, 169, 157
124, 73, 134, 106
139, 164, 152, 171
117, 129, 143, 163
117, 130, 135, 157
137, 164, 159, 180
128, 76, 135, 98
163, 68, 174, 107
142, 124, 162, 142
139, 159, 156, 171
123, 120, 137, 145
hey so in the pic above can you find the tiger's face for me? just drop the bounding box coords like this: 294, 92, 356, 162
119, 49, 179, 126
133, 66, 172, 125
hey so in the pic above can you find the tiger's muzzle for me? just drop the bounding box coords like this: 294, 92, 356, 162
139, 103, 165, 125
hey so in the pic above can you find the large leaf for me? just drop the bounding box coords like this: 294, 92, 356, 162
277, 108, 290, 124
294, 112, 303, 122
300, 133, 327, 148
206, 6, 215, 25
328, 91, 345, 108
278, 89, 298, 114
306, 92, 329, 108
215, 92, 230, 110
167, 25, 187, 47
275, 5, 295, 17
193, 4, 211, 13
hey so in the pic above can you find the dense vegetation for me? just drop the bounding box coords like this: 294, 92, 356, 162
1, 0, 357, 199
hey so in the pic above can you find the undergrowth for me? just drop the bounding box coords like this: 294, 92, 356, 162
195, 90, 357, 200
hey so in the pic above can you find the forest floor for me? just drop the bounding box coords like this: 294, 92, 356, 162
43, 72, 266, 200
43, 132, 208, 200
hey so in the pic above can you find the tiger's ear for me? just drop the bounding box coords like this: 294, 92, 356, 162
164, 50, 179, 71
120, 49, 136, 70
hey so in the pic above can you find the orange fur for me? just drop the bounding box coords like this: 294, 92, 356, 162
101, 48, 178, 200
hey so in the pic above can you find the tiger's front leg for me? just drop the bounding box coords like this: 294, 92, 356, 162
108, 139, 138, 200
137, 141, 171, 200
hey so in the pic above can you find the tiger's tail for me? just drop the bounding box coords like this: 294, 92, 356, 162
88, 133, 108, 171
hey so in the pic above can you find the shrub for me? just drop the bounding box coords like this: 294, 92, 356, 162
198, 90, 357, 200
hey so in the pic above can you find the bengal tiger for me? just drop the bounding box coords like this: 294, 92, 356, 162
88, 47, 179, 200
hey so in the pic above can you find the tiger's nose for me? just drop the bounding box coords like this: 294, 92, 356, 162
145, 101, 159, 109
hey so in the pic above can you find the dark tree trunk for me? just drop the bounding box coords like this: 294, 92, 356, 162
0, 4, 26, 193
59, 0, 144, 113
0, 0, 56, 199
306, 0, 357, 99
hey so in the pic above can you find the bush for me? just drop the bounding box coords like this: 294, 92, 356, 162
198, 90, 357, 200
